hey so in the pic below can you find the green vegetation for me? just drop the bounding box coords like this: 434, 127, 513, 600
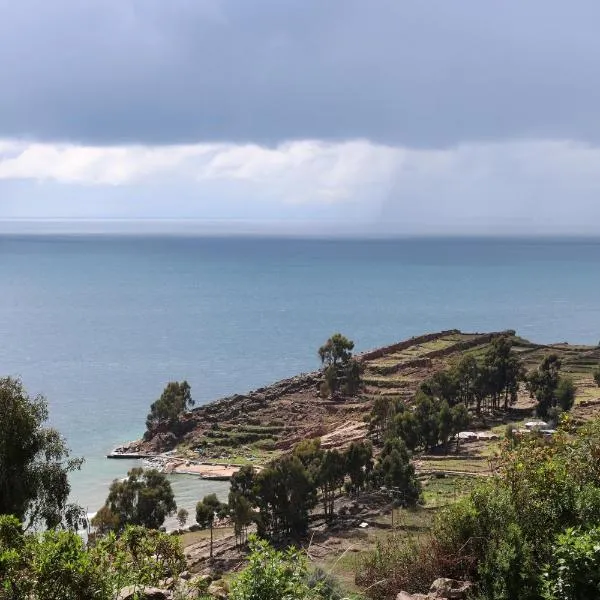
229, 536, 347, 600
370, 438, 420, 505
0, 377, 83, 530
5, 331, 600, 599
176, 507, 188, 528
526, 354, 575, 418
226, 437, 417, 544
145, 380, 194, 433
593, 366, 600, 387
195, 493, 228, 557
542, 526, 600, 599
358, 416, 600, 599
93, 467, 176, 532
319, 333, 362, 397
0, 516, 184, 599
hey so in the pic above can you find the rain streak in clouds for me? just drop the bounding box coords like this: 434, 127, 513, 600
2, 0, 600, 234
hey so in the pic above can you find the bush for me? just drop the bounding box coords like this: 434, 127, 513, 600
0, 518, 185, 599
542, 527, 600, 600
358, 420, 600, 600
230, 536, 321, 600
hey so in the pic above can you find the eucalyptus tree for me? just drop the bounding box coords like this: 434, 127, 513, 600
0, 377, 83, 529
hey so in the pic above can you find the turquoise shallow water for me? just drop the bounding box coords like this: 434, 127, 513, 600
1, 235, 600, 518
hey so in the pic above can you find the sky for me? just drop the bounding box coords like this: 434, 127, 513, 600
1, 0, 600, 235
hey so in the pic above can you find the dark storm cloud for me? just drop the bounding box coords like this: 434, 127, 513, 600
1, 0, 600, 146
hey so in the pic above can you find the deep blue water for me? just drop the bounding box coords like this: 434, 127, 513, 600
1, 235, 600, 517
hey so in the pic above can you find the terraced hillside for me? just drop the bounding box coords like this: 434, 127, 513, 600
118, 329, 600, 465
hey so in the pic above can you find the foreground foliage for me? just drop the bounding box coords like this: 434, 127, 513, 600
229, 536, 348, 600
0, 377, 83, 530
0, 516, 185, 600
357, 416, 600, 600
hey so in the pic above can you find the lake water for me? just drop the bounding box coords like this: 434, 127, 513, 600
1, 235, 600, 521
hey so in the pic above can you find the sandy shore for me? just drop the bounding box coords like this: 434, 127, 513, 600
170, 462, 241, 479
143, 457, 256, 479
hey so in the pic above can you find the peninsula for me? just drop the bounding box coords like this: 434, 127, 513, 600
109, 329, 600, 478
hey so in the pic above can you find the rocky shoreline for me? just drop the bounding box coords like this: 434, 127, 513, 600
107, 330, 522, 475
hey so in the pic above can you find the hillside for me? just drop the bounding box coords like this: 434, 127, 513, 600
112, 329, 600, 468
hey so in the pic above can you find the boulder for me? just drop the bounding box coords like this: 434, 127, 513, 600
179, 570, 191, 580
428, 578, 473, 599
208, 580, 229, 599
117, 586, 171, 600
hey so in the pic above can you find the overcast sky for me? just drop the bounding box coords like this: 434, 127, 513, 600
1, 0, 600, 235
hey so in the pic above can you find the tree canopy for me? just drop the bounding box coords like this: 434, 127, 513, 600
318, 333, 362, 397
145, 380, 194, 433
99, 467, 176, 532
0, 377, 82, 529
526, 354, 575, 417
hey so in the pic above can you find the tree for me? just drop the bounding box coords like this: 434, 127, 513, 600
454, 355, 480, 408
451, 403, 470, 452
414, 392, 440, 451
542, 527, 600, 600
145, 380, 194, 433
254, 456, 316, 539
90, 505, 119, 536
196, 495, 221, 557
369, 397, 397, 441
230, 492, 254, 547
230, 464, 257, 500
0, 377, 83, 529
527, 354, 565, 417
176, 507, 188, 528
0, 516, 185, 600
343, 357, 363, 395
345, 441, 373, 497
438, 400, 454, 451
102, 467, 176, 531
423, 370, 458, 406
556, 376, 576, 412
371, 438, 420, 507
318, 333, 361, 398
229, 465, 257, 547
317, 450, 346, 522
318, 333, 354, 367
392, 409, 420, 452
482, 336, 523, 411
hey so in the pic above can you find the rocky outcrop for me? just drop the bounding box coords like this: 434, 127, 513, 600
117, 587, 170, 600
428, 578, 473, 599
207, 580, 229, 599
396, 578, 473, 600
396, 593, 429, 600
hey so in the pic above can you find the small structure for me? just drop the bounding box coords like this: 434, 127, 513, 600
525, 421, 549, 430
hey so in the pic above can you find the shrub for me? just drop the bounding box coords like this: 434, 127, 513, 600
0, 518, 185, 600
230, 536, 320, 600
542, 527, 600, 600
358, 420, 600, 600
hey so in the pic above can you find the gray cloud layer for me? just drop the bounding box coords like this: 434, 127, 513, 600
2, 0, 600, 146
